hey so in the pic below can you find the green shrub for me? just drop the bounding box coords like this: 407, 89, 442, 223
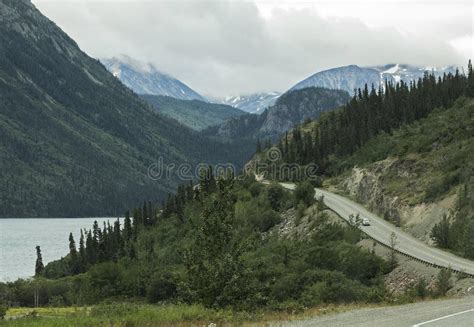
146, 273, 177, 303
415, 278, 428, 298
256, 209, 281, 232
266, 182, 286, 211
300, 282, 325, 307
435, 269, 452, 296
294, 181, 315, 207
248, 183, 263, 198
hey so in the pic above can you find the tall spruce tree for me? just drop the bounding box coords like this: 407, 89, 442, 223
467, 59, 474, 97
69, 232, 79, 274
35, 246, 44, 276
124, 210, 132, 241
78, 229, 86, 271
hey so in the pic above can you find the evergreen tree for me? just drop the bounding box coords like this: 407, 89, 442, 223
69, 232, 77, 257
85, 230, 96, 265
147, 201, 153, 226
466, 59, 474, 97
431, 215, 451, 248
113, 218, 122, 260
132, 207, 141, 238
199, 165, 216, 195
35, 245, 44, 276
256, 139, 262, 153
78, 229, 86, 271
123, 210, 132, 241
142, 201, 148, 225
463, 220, 474, 259
435, 268, 452, 296
92, 220, 100, 247
69, 232, 79, 274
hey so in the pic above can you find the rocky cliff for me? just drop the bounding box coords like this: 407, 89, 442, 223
339, 158, 457, 243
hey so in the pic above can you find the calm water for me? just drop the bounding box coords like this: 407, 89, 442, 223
0, 218, 121, 282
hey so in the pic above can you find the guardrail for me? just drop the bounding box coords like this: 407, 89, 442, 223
324, 206, 474, 278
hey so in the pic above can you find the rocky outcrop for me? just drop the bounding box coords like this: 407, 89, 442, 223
340, 158, 456, 243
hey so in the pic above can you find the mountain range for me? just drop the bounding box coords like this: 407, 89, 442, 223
291, 64, 457, 95
105, 57, 458, 115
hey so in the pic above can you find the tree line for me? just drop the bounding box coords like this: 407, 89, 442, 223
276, 61, 474, 175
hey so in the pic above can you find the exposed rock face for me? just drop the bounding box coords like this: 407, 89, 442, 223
341, 159, 456, 243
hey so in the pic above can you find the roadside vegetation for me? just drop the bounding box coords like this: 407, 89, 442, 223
0, 174, 389, 311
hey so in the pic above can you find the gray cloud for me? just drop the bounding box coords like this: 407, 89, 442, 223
33, 1, 470, 97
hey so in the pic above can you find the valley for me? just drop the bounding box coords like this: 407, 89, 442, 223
0, 0, 472, 326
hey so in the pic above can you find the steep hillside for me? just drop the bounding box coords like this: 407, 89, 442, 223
205, 87, 350, 141
220, 92, 280, 114
333, 97, 473, 249
0, 0, 244, 217
141, 95, 245, 131
259, 87, 350, 137
102, 56, 205, 101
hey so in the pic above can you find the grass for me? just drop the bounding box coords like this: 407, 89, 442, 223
1, 302, 385, 326
3, 304, 234, 327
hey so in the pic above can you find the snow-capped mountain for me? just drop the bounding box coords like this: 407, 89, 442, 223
289, 65, 382, 95
289, 64, 459, 95
101, 56, 205, 101
369, 64, 457, 85
221, 92, 281, 114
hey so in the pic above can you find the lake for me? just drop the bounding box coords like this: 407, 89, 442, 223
0, 218, 121, 282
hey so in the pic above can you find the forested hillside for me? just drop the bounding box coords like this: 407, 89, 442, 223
140, 95, 245, 131
272, 66, 472, 174
259, 61, 474, 258
204, 87, 350, 141
0, 0, 247, 217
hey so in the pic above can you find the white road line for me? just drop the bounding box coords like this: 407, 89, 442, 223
412, 308, 474, 326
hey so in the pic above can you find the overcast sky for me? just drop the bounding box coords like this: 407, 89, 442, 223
33, 0, 473, 98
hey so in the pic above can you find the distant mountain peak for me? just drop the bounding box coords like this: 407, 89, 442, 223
101, 56, 205, 101
220, 92, 281, 114
289, 65, 382, 95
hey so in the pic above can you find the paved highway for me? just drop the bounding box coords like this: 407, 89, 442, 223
279, 183, 474, 276
272, 296, 474, 327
